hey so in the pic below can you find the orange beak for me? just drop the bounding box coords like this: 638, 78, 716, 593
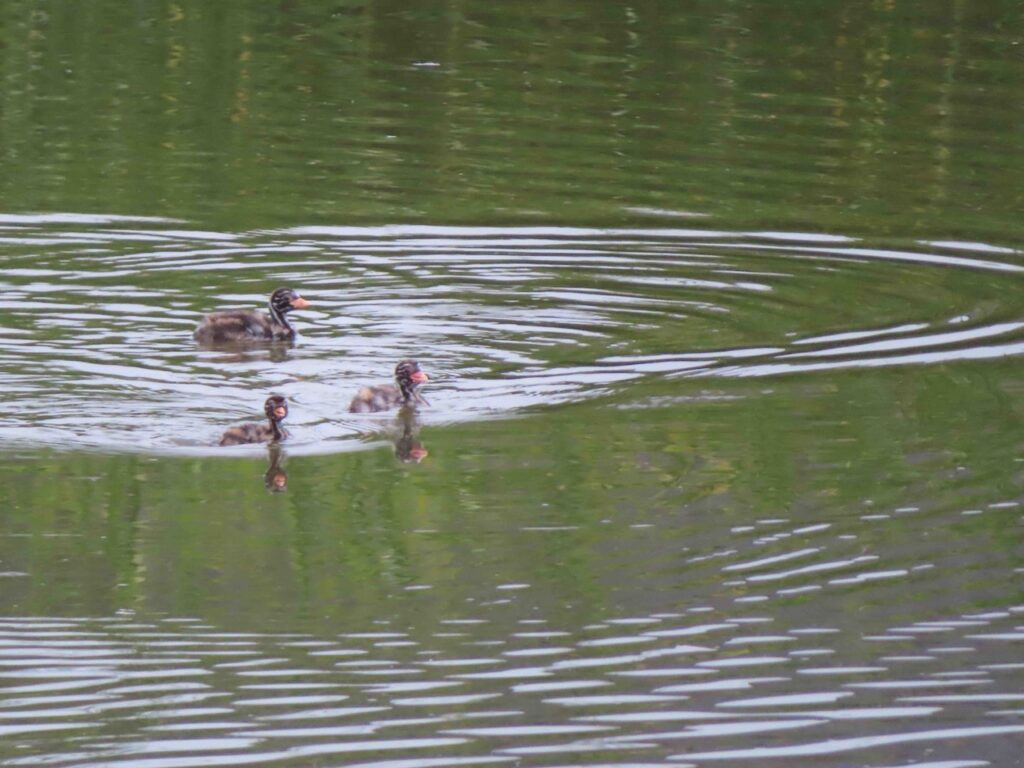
290, 296, 310, 309
274, 406, 287, 419
411, 371, 429, 384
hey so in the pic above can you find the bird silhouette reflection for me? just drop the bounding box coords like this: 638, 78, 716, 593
263, 444, 289, 492
393, 409, 428, 464
203, 341, 293, 364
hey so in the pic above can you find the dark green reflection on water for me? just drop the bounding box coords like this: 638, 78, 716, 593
3, 364, 1020, 631
1, 1, 1022, 238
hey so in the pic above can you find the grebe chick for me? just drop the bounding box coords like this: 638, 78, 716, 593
194, 287, 310, 344
348, 360, 429, 413
220, 395, 289, 446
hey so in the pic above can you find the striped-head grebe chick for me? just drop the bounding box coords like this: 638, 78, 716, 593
348, 360, 429, 413
220, 395, 289, 446
194, 287, 310, 344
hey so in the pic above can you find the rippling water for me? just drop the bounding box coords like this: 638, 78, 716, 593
4, 2, 1024, 765
2, 551, 1023, 765
2, 213, 1021, 456
2, 213, 1024, 766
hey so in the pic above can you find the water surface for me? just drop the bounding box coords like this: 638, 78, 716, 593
2, 2, 1024, 766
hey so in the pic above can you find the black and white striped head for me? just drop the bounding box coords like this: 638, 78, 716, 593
264, 394, 289, 423
268, 288, 309, 323
395, 359, 429, 403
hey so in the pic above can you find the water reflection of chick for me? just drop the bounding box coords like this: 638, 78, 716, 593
264, 445, 288, 493
205, 344, 292, 364
393, 410, 428, 464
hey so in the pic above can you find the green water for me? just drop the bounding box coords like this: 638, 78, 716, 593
1, 2, 1024, 766
2, 1, 1023, 236
4, 361, 1020, 623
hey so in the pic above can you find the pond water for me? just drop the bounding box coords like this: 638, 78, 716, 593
1, 3, 1023, 767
